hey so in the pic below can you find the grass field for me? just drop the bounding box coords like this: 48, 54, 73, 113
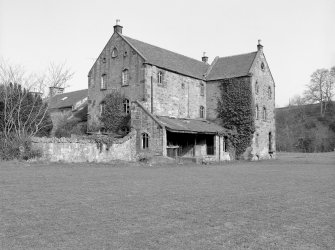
1, 153, 335, 249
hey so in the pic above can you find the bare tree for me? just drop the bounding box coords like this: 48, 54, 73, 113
0, 61, 52, 141
304, 69, 329, 116
45, 62, 74, 89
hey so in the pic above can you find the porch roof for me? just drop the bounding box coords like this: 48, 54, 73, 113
157, 116, 230, 135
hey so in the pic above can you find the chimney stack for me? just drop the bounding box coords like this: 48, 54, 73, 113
113, 19, 123, 34
257, 39, 263, 51
202, 52, 208, 63
49, 86, 64, 97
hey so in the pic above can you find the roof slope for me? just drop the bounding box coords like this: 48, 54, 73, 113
122, 35, 209, 80
206, 52, 257, 80
48, 89, 88, 110
158, 116, 229, 134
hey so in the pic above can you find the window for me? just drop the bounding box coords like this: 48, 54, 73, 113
200, 83, 205, 96
255, 81, 259, 95
101, 74, 107, 89
142, 133, 149, 149
122, 69, 129, 85
124, 51, 128, 57
268, 86, 272, 99
111, 48, 118, 58
223, 136, 229, 152
123, 98, 130, 114
207, 136, 215, 155
100, 102, 105, 115
255, 105, 259, 120
102, 57, 106, 63
200, 106, 205, 118
157, 71, 163, 84
181, 83, 185, 89
262, 107, 267, 120
255, 133, 259, 147
261, 62, 265, 70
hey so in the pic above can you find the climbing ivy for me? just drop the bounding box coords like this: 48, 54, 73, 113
217, 77, 255, 158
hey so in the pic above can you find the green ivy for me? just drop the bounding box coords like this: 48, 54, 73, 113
217, 78, 255, 158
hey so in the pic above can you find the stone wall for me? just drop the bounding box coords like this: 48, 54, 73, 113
88, 32, 145, 131
143, 65, 206, 119
131, 101, 165, 156
250, 51, 276, 159
31, 130, 136, 162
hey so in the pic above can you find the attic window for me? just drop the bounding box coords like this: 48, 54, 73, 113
61, 97, 68, 101
102, 57, 106, 63
261, 62, 265, 70
111, 48, 118, 58
124, 51, 128, 57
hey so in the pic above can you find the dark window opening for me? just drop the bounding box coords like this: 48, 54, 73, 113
261, 62, 265, 70
269, 132, 273, 152
142, 133, 149, 149
207, 136, 215, 155
123, 98, 130, 114
223, 136, 229, 152
157, 71, 163, 84
268, 86, 272, 99
255, 81, 259, 95
200, 106, 205, 118
256, 105, 259, 120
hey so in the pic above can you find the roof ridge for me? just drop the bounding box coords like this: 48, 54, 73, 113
123, 35, 206, 65
218, 51, 257, 59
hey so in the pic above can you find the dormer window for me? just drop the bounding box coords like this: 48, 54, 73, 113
122, 69, 129, 86
157, 71, 163, 84
111, 48, 118, 58
101, 74, 107, 90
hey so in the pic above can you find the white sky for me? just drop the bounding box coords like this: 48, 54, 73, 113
1, 0, 334, 107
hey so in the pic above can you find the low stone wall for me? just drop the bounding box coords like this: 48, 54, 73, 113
31, 130, 136, 162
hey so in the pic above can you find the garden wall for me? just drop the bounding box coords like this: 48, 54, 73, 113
31, 130, 136, 162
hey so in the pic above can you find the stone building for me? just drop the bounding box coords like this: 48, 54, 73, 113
88, 23, 275, 160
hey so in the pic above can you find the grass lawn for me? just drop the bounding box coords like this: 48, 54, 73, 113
1, 153, 335, 249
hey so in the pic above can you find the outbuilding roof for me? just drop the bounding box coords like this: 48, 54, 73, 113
157, 116, 230, 135
122, 35, 209, 80
48, 89, 88, 110
206, 52, 257, 80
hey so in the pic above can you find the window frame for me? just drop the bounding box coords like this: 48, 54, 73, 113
200, 106, 205, 118
123, 98, 130, 114
262, 106, 267, 121
157, 71, 163, 84
122, 69, 129, 86
142, 133, 149, 149
200, 83, 205, 96
100, 74, 107, 90
111, 48, 118, 58
255, 104, 259, 120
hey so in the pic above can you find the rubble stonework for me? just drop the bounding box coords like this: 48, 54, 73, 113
87, 24, 276, 161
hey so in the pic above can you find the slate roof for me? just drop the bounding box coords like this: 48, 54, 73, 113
206, 52, 257, 81
157, 116, 229, 134
48, 89, 88, 110
122, 35, 209, 80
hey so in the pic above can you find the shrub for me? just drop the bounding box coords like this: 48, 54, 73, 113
55, 118, 87, 138
0, 133, 41, 161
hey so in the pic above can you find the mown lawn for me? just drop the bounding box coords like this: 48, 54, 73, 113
1, 153, 335, 249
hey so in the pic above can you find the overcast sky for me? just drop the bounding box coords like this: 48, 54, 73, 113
1, 0, 334, 107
